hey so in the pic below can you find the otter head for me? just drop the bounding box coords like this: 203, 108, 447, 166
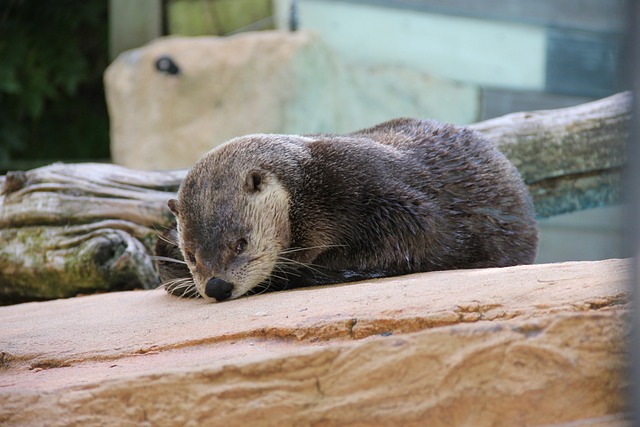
168, 144, 292, 302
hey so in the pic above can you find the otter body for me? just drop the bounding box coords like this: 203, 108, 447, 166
161, 118, 538, 302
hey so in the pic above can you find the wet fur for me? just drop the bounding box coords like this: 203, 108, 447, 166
158, 118, 538, 301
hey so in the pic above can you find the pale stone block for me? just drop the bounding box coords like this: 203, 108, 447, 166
105, 31, 343, 169
105, 30, 479, 169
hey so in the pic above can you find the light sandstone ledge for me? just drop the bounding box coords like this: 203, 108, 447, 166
0, 259, 631, 426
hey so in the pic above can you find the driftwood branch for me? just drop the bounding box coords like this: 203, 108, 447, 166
0, 93, 630, 303
0, 163, 185, 228
0, 164, 185, 303
470, 91, 629, 217
0, 221, 159, 301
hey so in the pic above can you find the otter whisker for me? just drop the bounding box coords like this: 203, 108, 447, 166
279, 244, 346, 255
271, 262, 303, 279
250, 281, 273, 296
154, 281, 189, 296
164, 282, 193, 293
157, 277, 191, 287
157, 276, 199, 299
183, 287, 200, 299
174, 288, 200, 299
151, 255, 187, 265
275, 256, 323, 269
266, 269, 292, 282
153, 226, 178, 245
155, 232, 173, 245
158, 282, 190, 293
275, 256, 330, 277
247, 253, 270, 263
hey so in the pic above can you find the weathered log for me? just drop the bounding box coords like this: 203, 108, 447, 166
0, 163, 185, 228
0, 221, 160, 303
0, 164, 185, 303
0, 93, 630, 303
470, 91, 630, 217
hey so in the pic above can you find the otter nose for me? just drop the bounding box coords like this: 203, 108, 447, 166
205, 278, 234, 301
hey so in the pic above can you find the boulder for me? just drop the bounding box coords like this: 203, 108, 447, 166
0, 259, 630, 426
105, 31, 342, 169
105, 30, 479, 170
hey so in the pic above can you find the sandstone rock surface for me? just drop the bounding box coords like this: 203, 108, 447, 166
0, 259, 630, 426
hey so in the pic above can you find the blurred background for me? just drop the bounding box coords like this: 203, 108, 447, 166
0, 0, 631, 263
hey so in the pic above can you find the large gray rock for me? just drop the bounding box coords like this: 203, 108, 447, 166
0, 259, 630, 426
105, 30, 478, 170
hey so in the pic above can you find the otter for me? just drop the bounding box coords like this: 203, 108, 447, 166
157, 118, 538, 302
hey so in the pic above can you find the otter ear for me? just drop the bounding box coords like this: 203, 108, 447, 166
168, 199, 180, 216
244, 170, 264, 193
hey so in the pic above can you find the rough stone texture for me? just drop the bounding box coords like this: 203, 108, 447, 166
105, 30, 479, 170
0, 259, 630, 426
105, 31, 342, 169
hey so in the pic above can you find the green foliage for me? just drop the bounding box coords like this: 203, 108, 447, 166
0, 0, 109, 169
169, 0, 273, 36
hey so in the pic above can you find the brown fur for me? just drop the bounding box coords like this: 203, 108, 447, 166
160, 118, 538, 302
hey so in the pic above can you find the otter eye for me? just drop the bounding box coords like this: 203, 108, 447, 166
185, 250, 196, 264
235, 238, 248, 255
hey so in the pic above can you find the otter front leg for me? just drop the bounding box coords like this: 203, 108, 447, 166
154, 227, 198, 298
279, 266, 387, 289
